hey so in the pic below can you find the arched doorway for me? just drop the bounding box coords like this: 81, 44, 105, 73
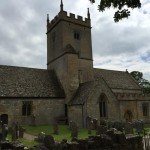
124, 110, 133, 122
1, 114, 8, 124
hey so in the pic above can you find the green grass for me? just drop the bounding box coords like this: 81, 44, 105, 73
7, 124, 150, 147
25, 125, 96, 142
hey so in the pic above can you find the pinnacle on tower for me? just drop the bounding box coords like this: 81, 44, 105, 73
87, 8, 90, 19
60, 0, 63, 11
47, 14, 49, 25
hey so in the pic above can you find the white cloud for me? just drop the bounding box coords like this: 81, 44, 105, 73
0, 0, 149, 81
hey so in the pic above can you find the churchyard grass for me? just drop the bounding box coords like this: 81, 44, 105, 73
25, 124, 96, 142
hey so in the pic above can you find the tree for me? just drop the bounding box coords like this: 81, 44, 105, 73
130, 71, 150, 93
89, 0, 141, 22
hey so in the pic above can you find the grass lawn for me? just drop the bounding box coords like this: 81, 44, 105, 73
7, 124, 150, 147
25, 124, 96, 142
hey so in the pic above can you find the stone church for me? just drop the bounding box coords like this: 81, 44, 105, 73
0, 1, 150, 127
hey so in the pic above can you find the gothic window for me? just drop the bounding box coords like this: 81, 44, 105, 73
22, 101, 32, 116
99, 94, 107, 118
142, 103, 149, 117
74, 31, 80, 40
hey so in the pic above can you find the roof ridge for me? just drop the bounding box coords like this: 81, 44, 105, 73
94, 68, 126, 73
0, 65, 47, 71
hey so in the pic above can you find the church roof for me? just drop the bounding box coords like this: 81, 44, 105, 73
69, 68, 142, 105
0, 65, 65, 98
93, 68, 141, 90
69, 81, 95, 105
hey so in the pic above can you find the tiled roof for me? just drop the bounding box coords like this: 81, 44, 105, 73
69, 81, 95, 105
0, 65, 65, 98
94, 68, 141, 90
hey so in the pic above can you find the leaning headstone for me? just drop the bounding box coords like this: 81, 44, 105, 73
124, 122, 133, 135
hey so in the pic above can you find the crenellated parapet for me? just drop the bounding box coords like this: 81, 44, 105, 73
47, 10, 91, 33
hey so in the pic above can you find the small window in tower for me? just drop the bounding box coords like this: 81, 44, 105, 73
74, 31, 80, 40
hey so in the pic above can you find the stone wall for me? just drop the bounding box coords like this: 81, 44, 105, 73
0, 98, 64, 125
28, 134, 143, 150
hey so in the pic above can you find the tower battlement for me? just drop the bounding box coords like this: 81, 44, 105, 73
47, 10, 91, 33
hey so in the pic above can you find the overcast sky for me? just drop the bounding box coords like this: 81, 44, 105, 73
0, 0, 150, 81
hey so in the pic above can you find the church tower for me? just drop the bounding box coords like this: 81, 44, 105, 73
46, 0, 94, 102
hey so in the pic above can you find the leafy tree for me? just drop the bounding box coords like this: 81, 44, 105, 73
130, 71, 150, 93
89, 0, 141, 22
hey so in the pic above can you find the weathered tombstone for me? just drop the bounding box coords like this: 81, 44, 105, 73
86, 116, 92, 128
70, 121, 78, 139
31, 114, 36, 126
96, 125, 108, 135
107, 121, 114, 129
11, 122, 19, 141
37, 132, 45, 142
0, 121, 3, 141
53, 123, 59, 135
2, 124, 8, 141
124, 122, 133, 135
43, 135, 55, 149
18, 126, 26, 138
88, 120, 93, 134
93, 118, 98, 130
113, 121, 124, 132
133, 120, 144, 135
100, 119, 107, 126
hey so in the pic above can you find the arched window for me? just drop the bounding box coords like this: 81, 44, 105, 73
99, 94, 107, 118
22, 101, 32, 116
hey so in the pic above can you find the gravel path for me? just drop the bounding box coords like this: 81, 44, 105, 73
24, 132, 37, 141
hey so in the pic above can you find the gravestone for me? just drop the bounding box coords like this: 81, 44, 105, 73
0, 121, 3, 141
93, 118, 98, 130
37, 132, 45, 142
124, 122, 133, 135
18, 126, 26, 138
53, 123, 59, 135
70, 121, 78, 139
30, 115, 36, 126
2, 124, 8, 141
133, 120, 144, 134
113, 121, 124, 132
107, 121, 114, 129
96, 125, 108, 135
88, 120, 93, 134
11, 122, 19, 141
86, 116, 92, 128
43, 135, 55, 149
